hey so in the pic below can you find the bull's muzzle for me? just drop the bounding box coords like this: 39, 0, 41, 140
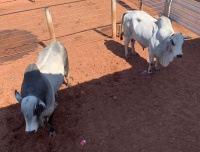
26, 130, 35, 135
176, 55, 183, 58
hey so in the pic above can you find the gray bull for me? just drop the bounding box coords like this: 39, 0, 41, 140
15, 41, 69, 136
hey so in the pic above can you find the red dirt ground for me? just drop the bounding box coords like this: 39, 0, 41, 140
0, 0, 200, 152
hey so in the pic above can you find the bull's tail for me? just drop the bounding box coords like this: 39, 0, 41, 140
120, 12, 127, 40
45, 8, 56, 42
120, 10, 138, 40
120, 10, 132, 40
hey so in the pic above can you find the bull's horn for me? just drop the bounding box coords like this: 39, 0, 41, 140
15, 90, 22, 103
38, 100, 47, 108
182, 35, 191, 39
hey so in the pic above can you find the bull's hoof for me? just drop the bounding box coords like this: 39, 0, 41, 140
147, 70, 153, 75
135, 53, 139, 56
125, 55, 129, 58
125, 52, 130, 58
67, 82, 72, 88
49, 127, 56, 137
132, 52, 138, 56
49, 131, 56, 137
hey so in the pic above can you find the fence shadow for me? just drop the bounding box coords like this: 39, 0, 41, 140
117, 0, 136, 10
93, 27, 112, 38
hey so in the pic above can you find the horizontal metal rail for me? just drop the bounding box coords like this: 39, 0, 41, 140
0, 0, 85, 16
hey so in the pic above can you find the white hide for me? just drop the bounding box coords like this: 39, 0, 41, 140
121, 10, 190, 73
36, 41, 67, 93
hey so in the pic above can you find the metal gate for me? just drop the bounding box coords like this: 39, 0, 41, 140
170, 0, 200, 36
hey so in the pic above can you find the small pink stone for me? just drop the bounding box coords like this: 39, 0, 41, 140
81, 140, 86, 145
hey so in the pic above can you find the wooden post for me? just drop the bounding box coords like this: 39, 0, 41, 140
164, 0, 173, 17
45, 8, 56, 41
111, 0, 116, 38
139, 0, 143, 10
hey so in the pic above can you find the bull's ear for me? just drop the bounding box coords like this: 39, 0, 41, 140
15, 90, 22, 104
34, 100, 46, 116
169, 35, 175, 46
182, 35, 191, 39
166, 37, 172, 52
171, 39, 175, 46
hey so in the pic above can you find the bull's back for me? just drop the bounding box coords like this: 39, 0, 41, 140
36, 41, 66, 73
133, 11, 157, 47
36, 41, 67, 93
125, 10, 157, 47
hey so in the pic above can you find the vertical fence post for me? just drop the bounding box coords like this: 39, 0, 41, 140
45, 7, 56, 41
139, 0, 143, 10
164, 0, 173, 17
111, 0, 116, 39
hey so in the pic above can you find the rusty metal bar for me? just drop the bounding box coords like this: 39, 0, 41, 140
164, 0, 173, 17
139, 0, 143, 10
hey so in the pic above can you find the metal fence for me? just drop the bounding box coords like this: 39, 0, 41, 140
143, 0, 200, 36
170, 0, 200, 36
0, 0, 199, 64
123, 0, 200, 36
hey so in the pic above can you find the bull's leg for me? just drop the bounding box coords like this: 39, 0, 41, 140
124, 37, 130, 58
148, 51, 154, 74
131, 39, 138, 56
63, 76, 71, 88
54, 101, 58, 109
155, 59, 160, 71
54, 93, 58, 109
39, 116, 45, 128
64, 71, 69, 85
48, 112, 56, 137
64, 65, 71, 87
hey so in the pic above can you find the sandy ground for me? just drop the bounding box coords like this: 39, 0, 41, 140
0, 0, 200, 152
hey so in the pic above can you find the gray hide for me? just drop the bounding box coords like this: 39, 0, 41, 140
15, 64, 55, 133
15, 41, 69, 134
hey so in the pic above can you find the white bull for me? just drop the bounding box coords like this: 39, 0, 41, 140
15, 41, 69, 136
120, 10, 190, 74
